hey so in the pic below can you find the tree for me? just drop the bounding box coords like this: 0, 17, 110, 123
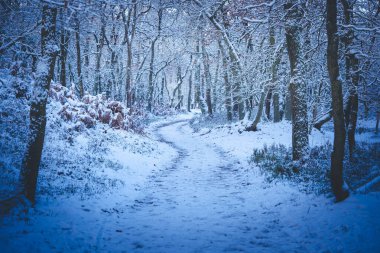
147, 6, 163, 112
75, 13, 84, 97
193, 0, 244, 120
202, 36, 213, 116
284, 1, 309, 161
218, 40, 232, 121
59, 8, 69, 87
19, 3, 59, 203
326, 0, 349, 202
122, 0, 138, 107
341, 0, 359, 157
246, 87, 268, 132
187, 66, 193, 112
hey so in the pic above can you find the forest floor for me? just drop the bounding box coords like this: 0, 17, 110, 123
1, 112, 380, 253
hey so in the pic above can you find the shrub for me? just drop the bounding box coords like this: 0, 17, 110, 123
249, 142, 380, 195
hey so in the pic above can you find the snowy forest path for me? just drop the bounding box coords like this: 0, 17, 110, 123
112, 119, 286, 253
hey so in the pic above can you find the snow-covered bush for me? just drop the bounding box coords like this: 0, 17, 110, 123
49, 82, 147, 132
151, 105, 182, 117
189, 112, 236, 133
250, 142, 380, 195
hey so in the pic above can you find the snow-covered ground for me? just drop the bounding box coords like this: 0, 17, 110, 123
1, 111, 380, 252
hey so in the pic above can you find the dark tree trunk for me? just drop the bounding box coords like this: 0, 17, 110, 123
194, 61, 201, 111
213, 50, 220, 113
94, 20, 105, 96
224, 73, 232, 121
273, 93, 280, 122
126, 42, 133, 107
159, 76, 164, 105
265, 90, 272, 120
206, 88, 212, 116
59, 10, 68, 87
187, 70, 192, 112
122, 0, 137, 107
75, 17, 83, 97
19, 4, 58, 204
147, 8, 162, 112
194, 39, 206, 113
284, 1, 309, 161
177, 66, 183, 109
341, 0, 359, 157
147, 39, 155, 111
326, 0, 349, 202
266, 25, 274, 121
202, 40, 213, 116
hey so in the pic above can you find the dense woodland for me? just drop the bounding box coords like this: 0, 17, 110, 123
1, 0, 380, 226
1, 0, 380, 251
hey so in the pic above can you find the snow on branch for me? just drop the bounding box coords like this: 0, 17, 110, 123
341, 24, 380, 34
0, 21, 41, 55
241, 0, 276, 10
242, 17, 269, 24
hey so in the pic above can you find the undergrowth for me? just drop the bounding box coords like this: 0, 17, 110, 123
250, 142, 380, 195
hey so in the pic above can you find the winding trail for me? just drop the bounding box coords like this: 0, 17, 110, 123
104, 119, 291, 253
103, 119, 380, 253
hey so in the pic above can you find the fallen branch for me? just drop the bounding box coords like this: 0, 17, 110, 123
355, 175, 380, 193
313, 109, 332, 130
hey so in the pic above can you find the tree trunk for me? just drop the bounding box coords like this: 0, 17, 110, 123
246, 88, 267, 132
213, 49, 220, 112
122, 0, 137, 107
341, 0, 359, 157
265, 90, 272, 120
231, 58, 244, 120
75, 17, 83, 97
195, 40, 206, 114
147, 8, 162, 112
159, 76, 164, 105
94, 20, 105, 96
271, 41, 284, 123
177, 66, 183, 109
206, 88, 212, 116
326, 0, 349, 202
284, 93, 292, 121
202, 40, 213, 116
266, 25, 275, 121
125, 42, 133, 107
187, 70, 192, 112
147, 41, 155, 112
273, 93, 280, 122
284, 1, 309, 161
19, 4, 58, 204
59, 9, 68, 87
218, 40, 232, 121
